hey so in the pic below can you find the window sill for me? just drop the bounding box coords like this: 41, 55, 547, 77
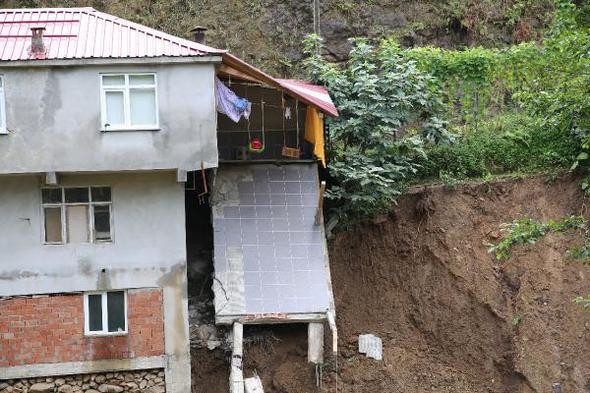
43, 241, 114, 246
101, 127, 160, 132
84, 331, 128, 338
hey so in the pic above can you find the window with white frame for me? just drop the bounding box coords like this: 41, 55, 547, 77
0, 76, 6, 134
100, 73, 158, 130
41, 186, 112, 244
84, 291, 127, 335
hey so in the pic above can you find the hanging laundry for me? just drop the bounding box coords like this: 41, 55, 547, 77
304, 106, 326, 167
215, 77, 251, 123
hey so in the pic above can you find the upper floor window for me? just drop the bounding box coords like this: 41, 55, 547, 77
42, 186, 113, 244
100, 73, 158, 131
0, 76, 6, 134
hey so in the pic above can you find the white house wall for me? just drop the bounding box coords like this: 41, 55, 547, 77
0, 172, 186, 295
0, 62, 218, 174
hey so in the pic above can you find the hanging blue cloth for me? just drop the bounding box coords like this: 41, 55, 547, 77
215, 77, 252, 123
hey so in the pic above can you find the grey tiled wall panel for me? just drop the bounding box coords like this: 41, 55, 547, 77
211, 163, 332, 318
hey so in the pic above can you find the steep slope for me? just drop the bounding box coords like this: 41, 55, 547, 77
193, 173, 590, 392
2, 0, 554, 75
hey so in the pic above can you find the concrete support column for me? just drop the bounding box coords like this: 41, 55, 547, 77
308, 322, 324, 364
230, 322, 244, 393
162, 266, 191, 393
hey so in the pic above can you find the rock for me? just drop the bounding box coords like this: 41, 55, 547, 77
94, 376, 105, 384
85, 390, 100, 393
57, 385, 73, 393
97, 384, 123, 393
143, 387, 165, 393
30, 382, 55, 393
55, 379, 66, 386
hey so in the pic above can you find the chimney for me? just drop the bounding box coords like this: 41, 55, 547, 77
30, 27, 46, 59
190, 26, 207, 44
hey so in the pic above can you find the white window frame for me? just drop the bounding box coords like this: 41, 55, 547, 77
41, 186, 114, 245
0, 76, 6, 134
83, 291, 128, 336
100, 73, 159, 131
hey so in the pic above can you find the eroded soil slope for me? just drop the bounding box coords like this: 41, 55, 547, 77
193, 174, 590, 392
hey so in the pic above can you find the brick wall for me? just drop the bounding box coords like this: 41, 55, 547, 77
0, 288, 165, 367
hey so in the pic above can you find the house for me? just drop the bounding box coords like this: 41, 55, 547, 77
0, 7, 337, 393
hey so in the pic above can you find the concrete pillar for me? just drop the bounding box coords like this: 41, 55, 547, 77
230, 322, 244, 393
308, 322, 324, 364
162, 266, 192, 393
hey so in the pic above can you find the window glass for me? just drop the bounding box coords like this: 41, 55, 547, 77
93, 205, 111, 241
129, 74, 155, 85
66, 205, 89, 243
64, 188, 89, 203
130, 89, 157, 126
105, 91, 125, 126
91, 187, 111, 202
107, 291, 126, 332
102, 75, 125, 86
42, 186, 112, 244
42, 188, 62, 204
88, 294, 103, 332
44, 207, 62, 243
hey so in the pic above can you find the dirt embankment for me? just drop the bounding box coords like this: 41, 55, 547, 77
193, 173, 590, 392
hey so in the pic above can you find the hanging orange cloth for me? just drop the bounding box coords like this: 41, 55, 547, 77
304, 107, 326, 167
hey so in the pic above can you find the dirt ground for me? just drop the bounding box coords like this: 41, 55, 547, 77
192, 173, 590, 392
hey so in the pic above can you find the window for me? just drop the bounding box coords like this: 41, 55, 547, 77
41, 186, 113, 244
84, 291, 127, 335
100, 73, 158, 130
0, 76, 6, 134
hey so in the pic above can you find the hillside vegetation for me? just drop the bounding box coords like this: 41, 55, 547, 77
303, 0, 590, 226
3, 0, 558, 75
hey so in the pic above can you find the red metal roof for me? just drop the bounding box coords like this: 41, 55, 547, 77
0, 7, 225, 61
276, 79, 338, 118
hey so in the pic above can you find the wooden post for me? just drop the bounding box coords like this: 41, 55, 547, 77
315, 181, 326, 225
308, 322, 324, 364
230, 322, 244, 393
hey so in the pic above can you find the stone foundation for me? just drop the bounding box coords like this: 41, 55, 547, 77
0, 369, 165, 393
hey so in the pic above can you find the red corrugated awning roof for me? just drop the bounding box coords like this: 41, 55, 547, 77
0, 7, 224, 61
220, 53, 338, 117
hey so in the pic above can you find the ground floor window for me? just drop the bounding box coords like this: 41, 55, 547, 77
84, 291, 127, 335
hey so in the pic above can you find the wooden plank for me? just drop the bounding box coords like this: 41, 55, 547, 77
315, 181, 326, 225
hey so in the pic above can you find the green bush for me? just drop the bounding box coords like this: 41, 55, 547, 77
416, 113, 579, 180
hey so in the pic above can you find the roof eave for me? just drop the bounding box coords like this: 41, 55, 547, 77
221, 53, 339, 118
0, 55, 223, 68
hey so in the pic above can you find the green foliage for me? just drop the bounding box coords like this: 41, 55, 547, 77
417, 113, 578, 180
488, 216, 586, 261
303, 35, 452, 225
511, 315, 523, 326
574, 295, 590, 309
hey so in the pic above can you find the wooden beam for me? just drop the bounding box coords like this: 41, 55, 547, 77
315, 181, 326, 225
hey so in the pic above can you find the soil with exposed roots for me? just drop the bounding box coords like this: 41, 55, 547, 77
192, 173, 590, 393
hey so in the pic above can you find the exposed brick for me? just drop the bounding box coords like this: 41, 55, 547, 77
0, 289, 165, 367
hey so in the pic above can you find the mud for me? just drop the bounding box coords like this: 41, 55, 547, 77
192, 173, 590, 392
